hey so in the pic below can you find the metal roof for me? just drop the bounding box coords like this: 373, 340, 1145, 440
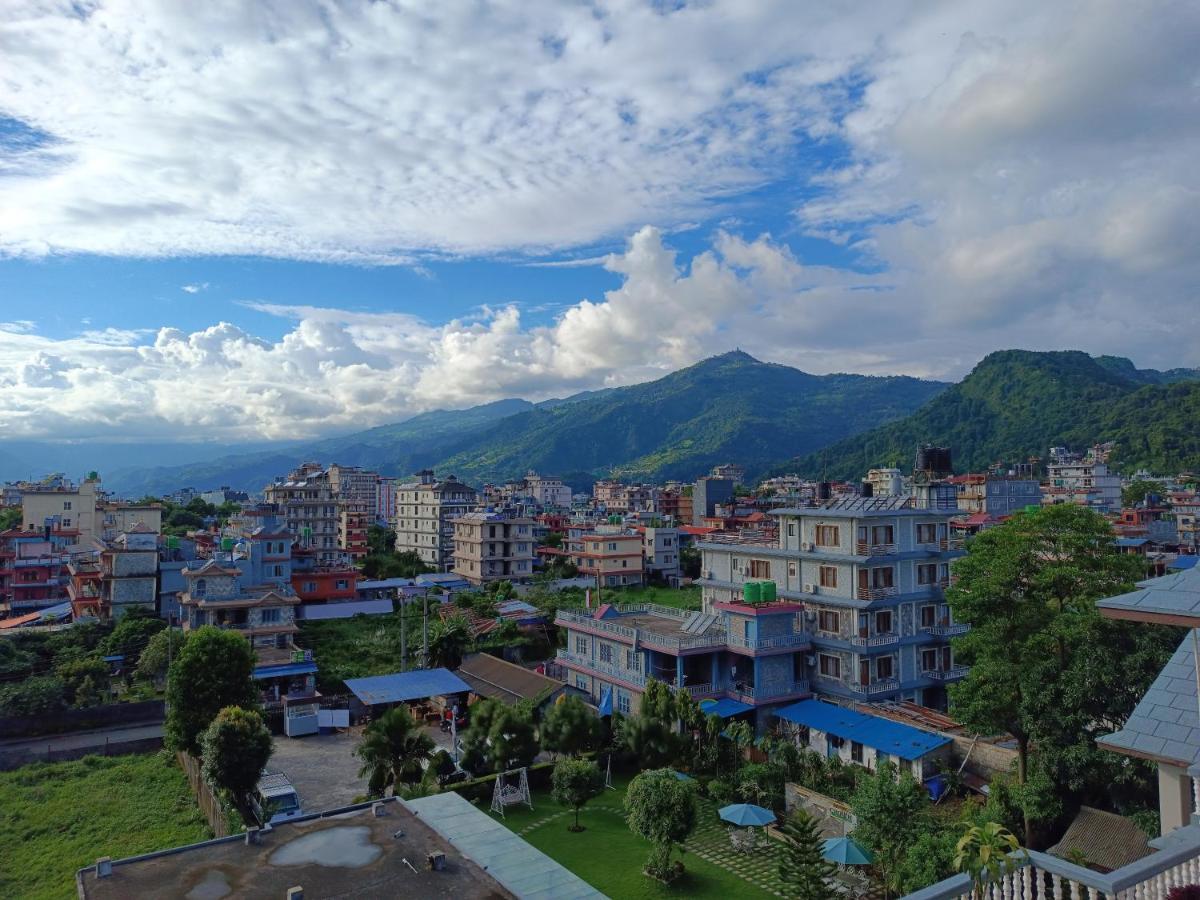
1098, 634, 1200, 767
344, 668, 471, 705
1169, 556, 1199, 571
1048, 806, 1152, 872
700, 697, 753, 718
253, 661, 318, 680
404, 792, 607, 900
1115, 537, 1150, 547
775, 699, 951, 761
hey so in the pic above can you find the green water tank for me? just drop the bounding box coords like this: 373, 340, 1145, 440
166, 536, 180, 549
743, 582, 762, 604
221, 537, 234, 551
760, 581, 777, 603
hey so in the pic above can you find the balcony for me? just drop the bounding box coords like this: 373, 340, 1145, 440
856, 585, 899, 601
855, 542, 897, 556
938, 537, 965, 551
555, 608, 727, 651
724, 632, 812, 652
722, 679, 810, 702
923, 665, 968, 681
921, 622, 969, 637
847, 679, 899, 696
850, 632, 900, 647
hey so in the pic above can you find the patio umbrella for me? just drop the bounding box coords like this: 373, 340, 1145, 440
718, 803, 776, 827
821, 836, 874, 865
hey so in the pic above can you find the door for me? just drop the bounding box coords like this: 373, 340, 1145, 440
826, 734, 838, 758
859, 658, 871, 687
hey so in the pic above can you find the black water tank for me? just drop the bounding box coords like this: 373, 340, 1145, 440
817, 482, 832, 500
861, 481, 874, 497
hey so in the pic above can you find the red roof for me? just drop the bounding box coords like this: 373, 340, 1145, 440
679, 526, 717, 535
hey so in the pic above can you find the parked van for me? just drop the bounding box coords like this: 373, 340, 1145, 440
251, 773, 302, 825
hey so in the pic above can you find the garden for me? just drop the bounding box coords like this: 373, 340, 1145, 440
0, 751, 211, 900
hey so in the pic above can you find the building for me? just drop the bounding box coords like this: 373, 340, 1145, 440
696, 491, 967, 710
97, 526, 159, 619
950, 473, 1042, 516
657, 486, 693, 525
376, 475, 398, 527
20, 476, 163, 547
641, 525, 682, 580
452, 512, 536, 585
264, 462, 374, 565
543, 523, 646, 587
1043, 446, 1123, 512
866, 468, 904, 497
523, 471, 572, 508
693, 476, 734, 525
554, 594, 811, 727
711, 463, 746, 485
198, 487, 250, 506
0, 530, 70, 618
395, 470, 479, 571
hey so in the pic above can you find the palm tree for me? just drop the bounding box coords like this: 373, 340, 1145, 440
355, 707, 436, 796
955, 822, 1023, 899
428, 615, 471, 669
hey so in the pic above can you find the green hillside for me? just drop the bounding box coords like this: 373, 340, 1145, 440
432, 351, 947, 486
781, 350, 1200, 479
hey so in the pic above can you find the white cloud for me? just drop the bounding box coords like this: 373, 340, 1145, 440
181, 283, 209, 294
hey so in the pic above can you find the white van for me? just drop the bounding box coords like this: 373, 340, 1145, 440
251, 773, 302, 825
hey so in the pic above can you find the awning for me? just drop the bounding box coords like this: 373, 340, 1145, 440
700, 697, 753, 718
253, 661, 318, 680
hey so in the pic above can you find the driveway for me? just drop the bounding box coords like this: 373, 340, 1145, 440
267, 730, 369, 814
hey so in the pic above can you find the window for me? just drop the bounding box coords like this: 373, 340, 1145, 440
916, 523, 938, 544
859, 567, 895, 593
851, 741, 864, 763
870, 525, 894, 545
749, 559, 771, 579
194, 578, 207, 599
260, 608, 281, 624
63, 501, 72, 510
336, 579, 348, 590
788, 561, 797, 578
303, 581, 317, 593
62, 518, 71, 527
576, 675, 589, 691
818, 654, 841, 678
921, 648, 938, 672
599, 643, 613, 663
272, 565, 284, 578
819, 565, 838, 588
608, 542, 617, 551
617, 691, 631, 715
876, 656, 894, 680
920, 605, 936, 628
815, 525, 840, 547
625, 649, 641, 672
875, 610, 893, 634
818, 610, 840, 633
787, 523, 796, 537
575, 636, 588, 654
917, 563, 938, 585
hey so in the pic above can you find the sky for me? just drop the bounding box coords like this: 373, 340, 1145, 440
0, 0, 1197, 444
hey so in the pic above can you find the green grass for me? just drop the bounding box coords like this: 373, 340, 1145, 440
296, 612, 413, 693
0, 751, 212, 900
599, 584, 702, 611
488, 776, 777, 900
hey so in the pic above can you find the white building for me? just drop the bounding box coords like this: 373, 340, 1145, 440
394, 471, 478, 570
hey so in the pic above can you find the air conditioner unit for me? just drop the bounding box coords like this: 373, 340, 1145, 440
801, 542, 813, 551
805, 654, 816, 666
803, 583, 816, 594
804, 610, 817, 623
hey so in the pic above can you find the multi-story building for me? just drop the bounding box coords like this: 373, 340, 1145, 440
376, 476, 398, 527
20, 476, 161, 546
696, 491, 967, 710
951, 473, 1042, 517
452, 512, 536, 585
657, 486, 693, 525
0, 530, 71, 617
692, 476, 734, 525
1043, 446, 1123, 512
641, 526, 681, 580
711, 464, 746, 485
524, 472, 572, 509
264, 463, 340, 563
64, 526, 159, 620
554, 595, 812, 727
865, 468, 904, 497
1169, 490, 1200, 549
545, 523, 646, 587
395, 471, 478, 571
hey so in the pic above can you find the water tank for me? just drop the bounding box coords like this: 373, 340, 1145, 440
916, 445, 953, 476
861, 480, 874, 498
743, 582, 762, 604
221, 537, 235, 551
166, 536, 180, 549
760, 581, 777, 603
817, 482, 832, 500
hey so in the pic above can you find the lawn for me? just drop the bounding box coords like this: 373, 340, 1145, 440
488, 775, 783, 899
0, 751, 212, 900
596, 584, 702, 611
296, 612, 412, 693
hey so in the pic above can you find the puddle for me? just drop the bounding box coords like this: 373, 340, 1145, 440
268, 826, 382, 869
186, 869, 232, 900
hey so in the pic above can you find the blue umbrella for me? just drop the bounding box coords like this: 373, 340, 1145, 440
718, 803, 776, 827
821, 836, 873, 865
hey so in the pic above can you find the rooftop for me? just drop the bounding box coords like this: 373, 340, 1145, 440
1097, 567, 1200, 626
77, 798, 513, 900
344, 668, 471, 705
775, 698, 952, 761
455, 653, 561, 706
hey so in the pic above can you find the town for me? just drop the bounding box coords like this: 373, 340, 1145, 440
1, 441, 1197, 899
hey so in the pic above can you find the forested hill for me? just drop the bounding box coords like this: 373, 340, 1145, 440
779, 350, 1200, 479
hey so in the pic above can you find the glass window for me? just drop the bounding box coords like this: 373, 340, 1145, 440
194, 578, 207, 598
916, 524, 938, 543
575, 636, 588, 654
617, 691, 631, 715
921, 648, 938, 672
749, 559, 771, 579
818, 654, 841, 678
920, 605, 936, 628
819, 566, 838, 588
917, 563, 938, 585
815, 525, 840, 547
818, 610, 840, 633
876, 656, 894, 680
875, 610, 893, 633
599, 643, 613, 663
851, 741, 864, 763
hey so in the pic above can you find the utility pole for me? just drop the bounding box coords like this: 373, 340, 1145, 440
399, 591, 407, 672
421, 590, 430, 669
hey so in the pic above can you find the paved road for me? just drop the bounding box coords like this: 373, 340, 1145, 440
268, 730, 369, 814
0, 721, 164, 754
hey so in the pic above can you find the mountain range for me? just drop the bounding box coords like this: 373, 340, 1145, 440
95, 351, 947, 495
782, 350, 1200, 480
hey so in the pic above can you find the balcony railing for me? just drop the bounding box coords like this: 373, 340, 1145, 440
856, 585, 899, 600
921, 622, 969, 637
847, 679, 899, 695
855, 542, 897, 556
850, 632, 900, 647
557, 649, 649, 688
923, 665, 969, 681
938, 537, 965, 551
554, 608, 727, 651
722, 679, 810, 702
724, 632, 811, 651
900, 835, 1200, 900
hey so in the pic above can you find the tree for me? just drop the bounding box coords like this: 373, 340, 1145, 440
777, 810, 838, 900
0, 674, 66, 716
355, 706, 436, 796
1122, 479, 1162, 508
100, 608, 167, 671
947, 505, 1169, 845
200, 706, 273, 801
460, 699, 539, 774
551, 758, 604, 831
137, 628, 186, 682
618, 714, 679, 769
0, 506, 21, 531
955, 822, 1022, 899
680, 547, 702, 579
624, 768, 697, 882
640, 678, 675, 724
850, 762, 931, 897
165, 626, 258, 755
427, 615, 471, 669
541, 695, 601, 757
56, 656, 111, 706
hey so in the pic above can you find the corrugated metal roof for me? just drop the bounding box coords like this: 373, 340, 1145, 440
253, 661, 318, 679
775, 699, 951, 761
699, 698, 753, 718
1048, 806, 1152, 871
344, 668, 470, 705
403, 792, 607, 900
1169, 556, 1199, 571
456, 653, 560, 705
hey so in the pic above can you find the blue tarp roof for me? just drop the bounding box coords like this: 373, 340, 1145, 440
775, 699, 951, 761
1169, 556, 1199, 571
1116, 537, 1150, 547
700, 698, 753, 718
253, 661, 318, 680
344, 668, 470, 705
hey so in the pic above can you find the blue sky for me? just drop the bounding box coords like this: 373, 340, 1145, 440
0, 1, 1196, 444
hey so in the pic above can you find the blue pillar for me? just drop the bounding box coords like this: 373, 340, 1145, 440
676, 654, 684, 688
711, 653, 719, 689
753, 656, 761, 689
